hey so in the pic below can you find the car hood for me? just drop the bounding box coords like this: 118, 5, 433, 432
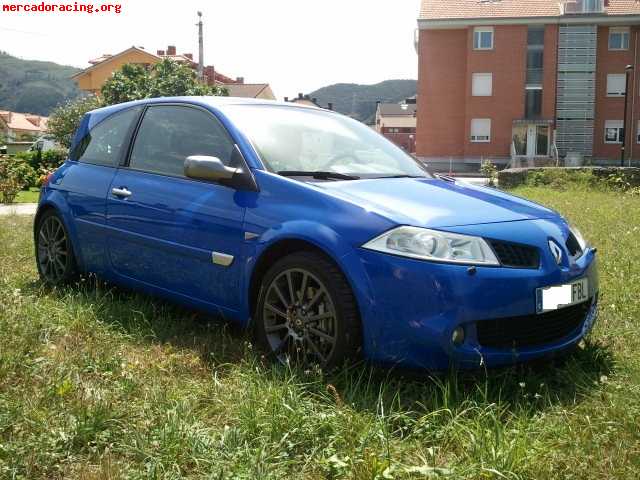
315, 177, 558, 228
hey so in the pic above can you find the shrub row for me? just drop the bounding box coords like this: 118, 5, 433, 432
498, 167, 640, 191
0, 150, 69, 203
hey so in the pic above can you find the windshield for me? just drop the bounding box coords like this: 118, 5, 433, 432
223, 105, 429, 178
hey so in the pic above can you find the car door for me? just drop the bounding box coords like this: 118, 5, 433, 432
105, 104, 248, 313
61, 106, 142, 274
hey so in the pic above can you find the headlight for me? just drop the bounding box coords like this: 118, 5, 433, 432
569, 224, 589, 252
362, 226, 500, 266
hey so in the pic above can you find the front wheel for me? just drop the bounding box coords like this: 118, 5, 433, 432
255, 251, 361, 369
35, 210, 78, 286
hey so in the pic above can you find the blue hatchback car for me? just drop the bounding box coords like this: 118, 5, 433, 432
35, 96, 598, 370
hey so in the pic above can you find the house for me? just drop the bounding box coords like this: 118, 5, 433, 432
284, 94, 321, 108
225, 82, 276, 100
416, 0, 640, 171
375, 99, 417, 153
0, 110, 48, 141
72, 45, 275, 99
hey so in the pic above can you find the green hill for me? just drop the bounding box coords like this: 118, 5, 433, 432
309, 79, 417, 124
0, 51, 83, 116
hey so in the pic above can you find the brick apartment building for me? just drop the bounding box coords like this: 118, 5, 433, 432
416, 0, 640, 171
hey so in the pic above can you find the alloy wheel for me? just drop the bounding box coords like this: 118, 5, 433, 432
37, 215, 70, 284
262, 268, 338, 366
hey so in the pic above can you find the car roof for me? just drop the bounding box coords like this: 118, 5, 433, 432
73, 96, 329, 158
87, 96, 320, 126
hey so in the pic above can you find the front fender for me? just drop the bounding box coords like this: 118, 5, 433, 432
242, 221, 378, 354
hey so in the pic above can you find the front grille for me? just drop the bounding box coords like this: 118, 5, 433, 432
476, 301, 591, 349
489, 240, 540, 269
566, 232, 583, 258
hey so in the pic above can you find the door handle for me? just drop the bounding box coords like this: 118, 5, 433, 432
111, 187, 132, 198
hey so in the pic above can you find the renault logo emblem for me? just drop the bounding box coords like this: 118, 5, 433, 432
549, 240, 563, 265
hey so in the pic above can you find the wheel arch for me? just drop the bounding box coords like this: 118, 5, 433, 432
34, 195, 85, 272
248, 238, 345, 321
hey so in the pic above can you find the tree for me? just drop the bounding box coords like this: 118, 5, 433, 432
47, 59, 227, 150
46, 95, 102, 149
101, 59, 227, 105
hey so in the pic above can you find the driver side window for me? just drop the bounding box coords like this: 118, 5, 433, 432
129, 105, 235, 177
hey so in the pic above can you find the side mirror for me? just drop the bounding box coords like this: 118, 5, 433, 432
184, 155, 237, 181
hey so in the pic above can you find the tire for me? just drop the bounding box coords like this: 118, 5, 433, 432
254, 251, 361, 369
34, 209, 78, 286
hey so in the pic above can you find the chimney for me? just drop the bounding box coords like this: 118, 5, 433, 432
203, 65, 215, 85
328, 102, 333, 111
235, 77, 245, 84
167, 45, 176, 55
184, 53, 193, 60
157, 50, 165, 56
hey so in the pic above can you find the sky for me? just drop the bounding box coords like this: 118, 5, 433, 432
0, 0, 422, 99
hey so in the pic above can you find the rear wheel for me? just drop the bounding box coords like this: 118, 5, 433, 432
255, 251, 361, 369
35, 210, 78, 285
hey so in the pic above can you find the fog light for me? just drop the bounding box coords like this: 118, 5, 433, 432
451, 327, 465, 346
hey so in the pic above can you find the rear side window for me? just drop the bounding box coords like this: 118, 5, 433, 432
72, 107, 141, 166
129, 105, 235, 177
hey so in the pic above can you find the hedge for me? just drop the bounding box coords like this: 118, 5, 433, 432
498, 167, 640, 189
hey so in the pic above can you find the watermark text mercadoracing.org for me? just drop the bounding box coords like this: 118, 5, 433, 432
2, 0, 121, 14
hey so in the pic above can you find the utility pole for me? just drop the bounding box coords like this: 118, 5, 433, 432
197, 11, 204, 81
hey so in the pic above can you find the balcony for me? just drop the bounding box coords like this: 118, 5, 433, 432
561, 0, 605, 15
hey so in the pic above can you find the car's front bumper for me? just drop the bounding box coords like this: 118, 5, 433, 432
348, 219, 599, 370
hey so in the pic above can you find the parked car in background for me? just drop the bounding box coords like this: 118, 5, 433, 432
29, 136, 59, 153
34, 97, 599, 370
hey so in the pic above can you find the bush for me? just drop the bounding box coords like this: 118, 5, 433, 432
15, 148, 67, 174
41, 149, 68, 170
0, 156, 25, 203
0, 156, 37, 190
480, 159, 498, 186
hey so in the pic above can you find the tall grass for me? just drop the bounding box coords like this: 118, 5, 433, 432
1, 187, 639, 479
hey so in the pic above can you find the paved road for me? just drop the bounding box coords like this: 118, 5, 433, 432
455, 177, 490, 186
0, 203, 37, 216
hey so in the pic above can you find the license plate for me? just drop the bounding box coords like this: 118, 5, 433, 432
536, 278, 589, 314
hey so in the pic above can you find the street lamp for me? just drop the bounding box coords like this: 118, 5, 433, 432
621, 64, 634, 167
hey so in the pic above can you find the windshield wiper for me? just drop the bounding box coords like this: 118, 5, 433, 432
278, 171, 360, 181
372, 174, 426, 179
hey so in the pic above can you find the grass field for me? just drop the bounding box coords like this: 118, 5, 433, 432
1, 187, 639, 479
14, 187, 40, 204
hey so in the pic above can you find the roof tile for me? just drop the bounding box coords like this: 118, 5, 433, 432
419, 0, 640, 20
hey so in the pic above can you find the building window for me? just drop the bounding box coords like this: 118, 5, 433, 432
604, 120, 624, 144
525, 87, 543, 118
472, 73, 493, 96
607, 74, 626, 96
609, 27, 630, 50
470, 119, 491, 142
636, 121, 640, 143
473, 27, 494, 50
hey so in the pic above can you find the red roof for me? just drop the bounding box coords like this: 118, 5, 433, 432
419, 0, 640, 20
0, 111, 48, 133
